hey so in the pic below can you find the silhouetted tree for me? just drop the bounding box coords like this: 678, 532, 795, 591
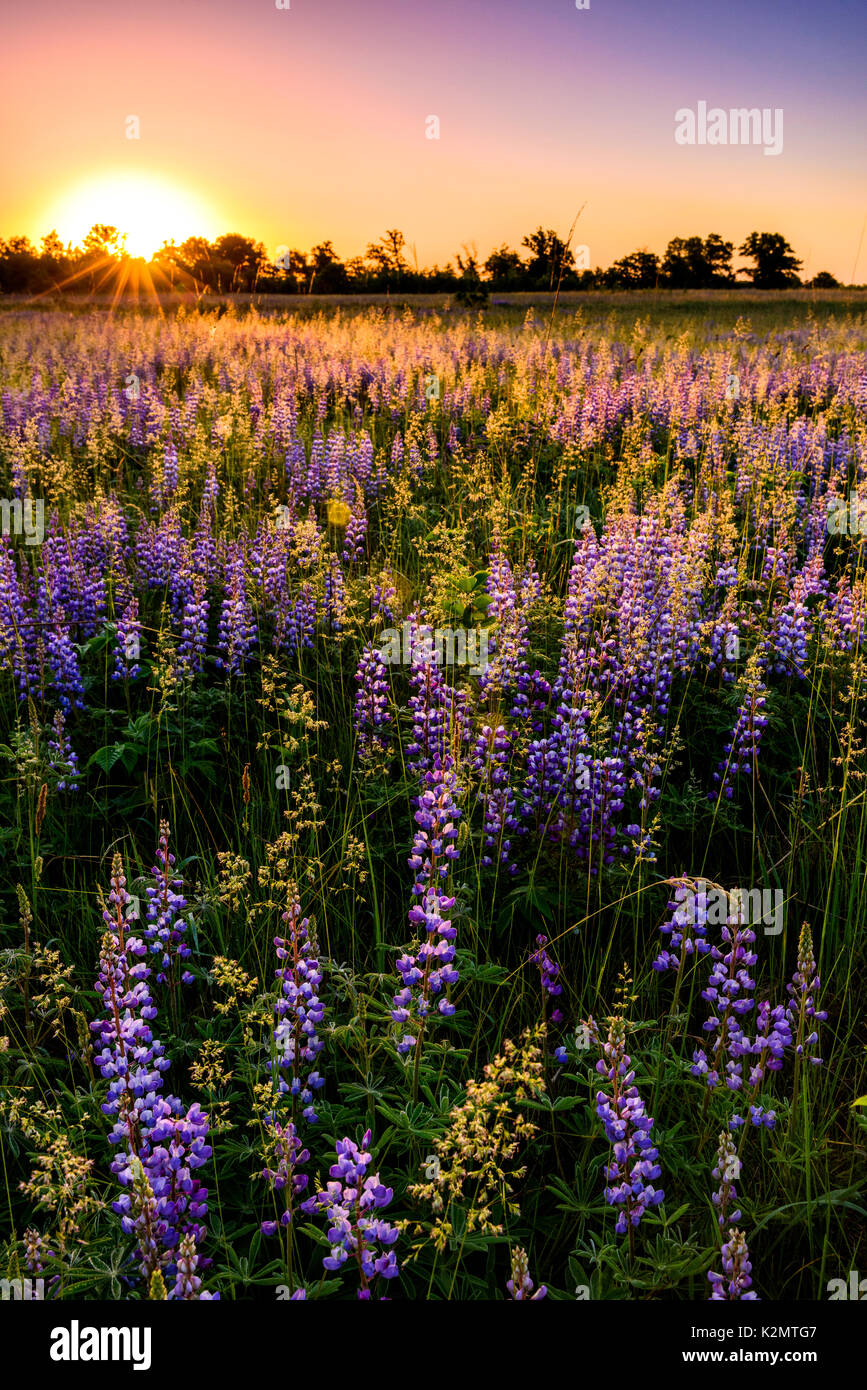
211, 234, 268, 292
308, 241, 348, 294
738, 232, 802, 288
807, 270, 840, 288
365, 229, 408, 288
604, 249, 660, 288
520, 227, 575, 289
454, 246, 488, 306
483, 245, 525, 288
0, 236, 40, 292
662, 234, 734, 287
161, 237, 215, 291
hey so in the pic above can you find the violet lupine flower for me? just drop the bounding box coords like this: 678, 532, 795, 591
652, 879, 712, 973
353, 642, 393, 759
768, 582, 810, 679
371, 578, 398, 626
708, 1228, 759, 1300
712, 655, 769, 801
392, 763, 462, 1054
530, 934, 566, 1063
91, 856, 215, 1290
216, 545, 256, 674
710, 1132, 743, 1231
114, 1104, 213, 1257
323, 553, 347, 632
690, 912, 757, 1094
269, 902, 326, 1123
90, 865, 169, 1157
786, 922, 827, 1065
301, 1130, 399, 1298
113, 597, 142, 682
510, 667, 551, 731
471, 724, 519, 872
404, 617, 451, 778
506, 1247, 547, 1300
260, 1122, 310, 1236
589, 1011, 664, 1234
144, 820, 192, 987
281, 581, 317, 656
531, 935, 562, 1004
177, 575, 209, 676
341, 496, 367, 564
47, 708, 80, 792
36, 580, 84, 711
741, 998, 792, 1129
477, 529, 532, 705
168, 1234, 219, 1300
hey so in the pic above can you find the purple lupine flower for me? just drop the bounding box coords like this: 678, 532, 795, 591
269, 902, 326, 1123
353, 641, 393, 759
216, 545, 256, 674
786, 922, 827, 1065
708, 1228, 759, 1300
36, 579, 84, 711
530, 934, 562, 1005
301, 1130, 399, 1298
341, 495, 367, 565
280, 581, 317, 656
47, 708, 80, 792
506, 1247, 547, 1300
392, 763, 462, 1053
115, 1102, 213, 1255
168, 1234, 219, 1300
588, 1007, 664, 1234
712, 655, 769, 801
260, 1122, 310, 1236
471, 724, 519, 872
323, 552, 347, 632
710, 1132, 743, 1231
177, 575, 209, 676
371, 577, 398, 626
90, 863, 169, 1156
404, 616, 452, 777
478, 529, 536, 707
746, 998, 792, 1093
143, 821, 192, 987
529, 934, 566, 1065
690, 907, 757, 1094
113, 597, 142, 682
91, 855, 215, 1291
652, 879, 714, 972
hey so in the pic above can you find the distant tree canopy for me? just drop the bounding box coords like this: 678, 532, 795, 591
661, 234, 735, 288
737, 232, 803, 288
0, 222, 842, 296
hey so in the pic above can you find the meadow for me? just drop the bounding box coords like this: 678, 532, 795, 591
0, 295, 865, 1302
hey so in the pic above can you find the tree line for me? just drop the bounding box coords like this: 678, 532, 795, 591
0, 223, 845, 296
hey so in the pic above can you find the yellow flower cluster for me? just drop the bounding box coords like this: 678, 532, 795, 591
406, 1026, 546, 1254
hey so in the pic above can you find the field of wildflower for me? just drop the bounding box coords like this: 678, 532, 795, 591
1, 296, 865, 1305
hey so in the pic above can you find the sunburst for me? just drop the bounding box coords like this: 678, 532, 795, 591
45, 170, 217, 261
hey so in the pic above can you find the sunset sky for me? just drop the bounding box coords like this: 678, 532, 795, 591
2, 0, 865, 280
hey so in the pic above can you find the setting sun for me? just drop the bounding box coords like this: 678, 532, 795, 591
45, 171, 219, 259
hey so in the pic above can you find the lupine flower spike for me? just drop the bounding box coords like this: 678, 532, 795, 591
302, 1130, 399, 1299
586, 969, 664, 1240
708, 1228, 759, 1300
506, 1246, 547, 1301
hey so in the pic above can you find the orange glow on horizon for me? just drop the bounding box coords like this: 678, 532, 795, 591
42, 171, 222, 260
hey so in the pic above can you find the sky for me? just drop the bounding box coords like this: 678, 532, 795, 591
1, 0, 865, 280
